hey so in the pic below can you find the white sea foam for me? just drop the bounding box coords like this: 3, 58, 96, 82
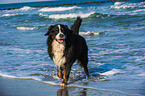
79, 31, 103, 36
2, 13, 22, 17
136, 73, 145, 76
111, 5, 129, 9
41, 81, 97, 89
48, 12, 95, 19
43, 80, 96, 89
0, 73, 17, 78
43, 81, 59, 85
100, 69, 125, 76
52, 75, 61, 80
133, 9, 145, 13
39, 13, 48, 17
17, 27, 37, 30
38, 6, 81, 12
68, 84, 96, 89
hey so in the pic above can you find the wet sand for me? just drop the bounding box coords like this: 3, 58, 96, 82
0, 76, 140, 96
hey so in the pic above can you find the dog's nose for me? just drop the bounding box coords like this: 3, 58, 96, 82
59, 34, 64, 38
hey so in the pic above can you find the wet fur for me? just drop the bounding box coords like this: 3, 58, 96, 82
52, 39, 66, 69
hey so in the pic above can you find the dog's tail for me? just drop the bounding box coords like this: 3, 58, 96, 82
70, 17, 82, 34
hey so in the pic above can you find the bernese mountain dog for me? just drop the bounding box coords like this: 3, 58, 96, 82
45, 17, 89, 86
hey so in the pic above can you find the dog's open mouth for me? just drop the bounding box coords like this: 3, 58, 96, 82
55, 38, 65, 44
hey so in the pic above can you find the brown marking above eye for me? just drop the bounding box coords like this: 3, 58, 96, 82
56, 28, 58, 31
62, 28, 63, 30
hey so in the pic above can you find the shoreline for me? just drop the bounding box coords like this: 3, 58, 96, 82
0, 76, 141, 96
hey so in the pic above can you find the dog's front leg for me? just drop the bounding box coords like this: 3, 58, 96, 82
60, 64, 71, 86
58, 69, 63, 79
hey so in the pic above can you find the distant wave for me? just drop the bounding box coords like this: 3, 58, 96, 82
18, 6, 35, 11
1, 6, 35, 11
38, 6, 81, 12
17, 26, 37, 30
2, 13, 23, 17
111, 2, 145, 9
111, 2, 132, 9
48, 12, 95, 19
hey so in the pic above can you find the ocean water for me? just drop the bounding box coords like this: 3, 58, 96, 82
0, 1, 145, 95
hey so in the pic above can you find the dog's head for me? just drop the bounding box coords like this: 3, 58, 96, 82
45, 24, 70, 44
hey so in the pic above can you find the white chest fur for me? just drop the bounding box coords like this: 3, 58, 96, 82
52, 40, 66, 69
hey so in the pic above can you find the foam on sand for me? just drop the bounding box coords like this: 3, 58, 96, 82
0, 72, 41, 81
0, 72, 94, 89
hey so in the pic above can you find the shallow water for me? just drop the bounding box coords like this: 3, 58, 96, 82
0, 1, 145, 95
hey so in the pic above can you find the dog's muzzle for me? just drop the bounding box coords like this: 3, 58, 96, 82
55, 38, 65, 44
55, 33, 65, 44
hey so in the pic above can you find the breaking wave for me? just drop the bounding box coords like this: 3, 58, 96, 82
39, 12, 112, 19
18, 6, 35, 11
48, 12, 95, 19
38, 6, 81, 12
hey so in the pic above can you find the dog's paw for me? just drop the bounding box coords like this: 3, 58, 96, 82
60, 83, 66, 87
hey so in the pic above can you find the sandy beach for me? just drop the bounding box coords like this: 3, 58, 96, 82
0, 76, 59, 96
0, 76, 141, 96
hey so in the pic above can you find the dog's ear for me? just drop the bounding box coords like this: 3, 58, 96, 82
45, 25, 54, 36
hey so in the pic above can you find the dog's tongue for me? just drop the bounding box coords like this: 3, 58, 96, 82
57, 39, 64, 43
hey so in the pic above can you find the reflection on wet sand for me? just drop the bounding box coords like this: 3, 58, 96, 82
57, 87, 87, 96
57, 88, 68, 96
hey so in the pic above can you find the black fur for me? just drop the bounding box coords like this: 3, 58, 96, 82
70, 17, 82, 34
45, 17, 89, 85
